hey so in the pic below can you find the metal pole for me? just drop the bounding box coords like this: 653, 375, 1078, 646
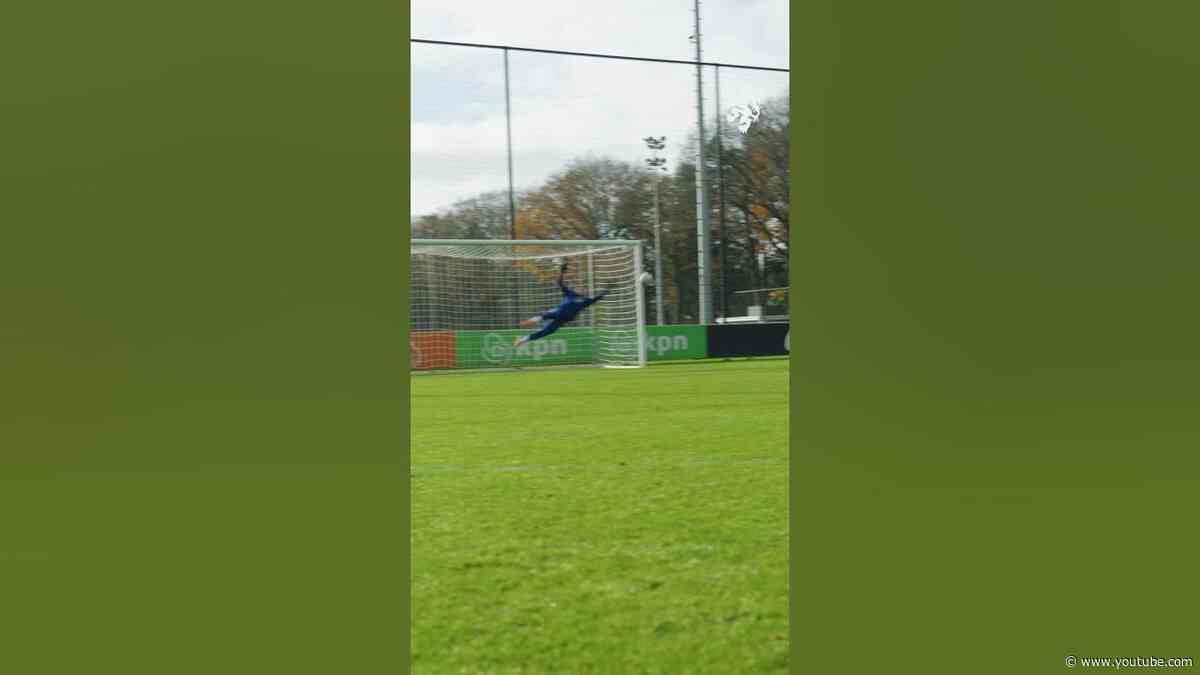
693, 0, 712, 326
715, 64, 727, 321
653, 180, 664, 325
644, 136, 667, 326
503, 51, 519, 329
504, 48, 516, 239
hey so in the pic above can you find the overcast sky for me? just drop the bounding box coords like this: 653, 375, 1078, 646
411, 0, 789, 216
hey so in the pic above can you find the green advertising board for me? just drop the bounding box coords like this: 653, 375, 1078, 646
452, 325, 706, 368
644, 325, 708, 361
455, 327, 597, 369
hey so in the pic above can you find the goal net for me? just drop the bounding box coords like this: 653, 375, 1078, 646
410, 239, 647, 371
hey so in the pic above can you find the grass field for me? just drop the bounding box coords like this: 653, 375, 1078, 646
411, 358, 789, 674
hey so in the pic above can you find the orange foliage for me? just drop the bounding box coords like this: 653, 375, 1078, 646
514, 206, 554, 240
750, 148, 771, 178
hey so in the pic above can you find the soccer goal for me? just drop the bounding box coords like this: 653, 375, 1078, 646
410, 239, 647, 371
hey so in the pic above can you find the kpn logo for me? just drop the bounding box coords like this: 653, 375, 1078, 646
517, 338, 569, 360
480, 333, 512, 365
647, 333, 689, 356
480, 332, 570, 365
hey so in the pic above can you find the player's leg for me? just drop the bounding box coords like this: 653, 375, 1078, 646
520, 308, 559, 328
514, 319, 562, 347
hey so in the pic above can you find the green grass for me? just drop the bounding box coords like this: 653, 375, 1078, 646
411, 359, 789, 674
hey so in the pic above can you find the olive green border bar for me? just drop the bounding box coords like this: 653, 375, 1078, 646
793, 2, 1200, 672
399, 3, 413, 669
788, 5, 803, 670
2, 1, 411, 672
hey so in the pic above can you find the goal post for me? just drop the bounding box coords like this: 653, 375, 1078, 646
410, 239, 648, 371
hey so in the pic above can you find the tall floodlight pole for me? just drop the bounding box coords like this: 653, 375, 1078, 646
715, 65, 727, 321
504, 49, 518, 327
692, 0, 712, 325
504, 48, 516, 239
644, 136, 667, 326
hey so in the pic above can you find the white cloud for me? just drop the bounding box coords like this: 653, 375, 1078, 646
411, 0, 789, 216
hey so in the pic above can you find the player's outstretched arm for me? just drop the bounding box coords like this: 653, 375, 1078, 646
580, 289, 609, 308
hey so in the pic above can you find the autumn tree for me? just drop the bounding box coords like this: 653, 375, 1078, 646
412, 189, 516, 240
518, 157, 653, 241
710, 90, 790, 316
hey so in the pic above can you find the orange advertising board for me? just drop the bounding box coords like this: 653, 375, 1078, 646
410, 331, 456, 370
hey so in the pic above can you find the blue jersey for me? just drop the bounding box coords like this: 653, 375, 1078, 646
540, 280, 604, 325
549, 290, 589, 323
